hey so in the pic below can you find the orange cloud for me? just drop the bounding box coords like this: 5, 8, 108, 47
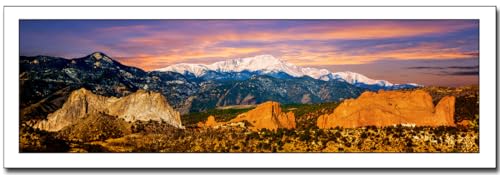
187, 20, 477, 42
100, 20, 477, 70
116, 47, 265, 70
116, 41, 477, 71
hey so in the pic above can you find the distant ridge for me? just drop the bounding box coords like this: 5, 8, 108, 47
20, 52, 416, 115
157, 54, 421, 90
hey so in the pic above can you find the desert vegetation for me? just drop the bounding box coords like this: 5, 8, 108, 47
19, 122, 479, 153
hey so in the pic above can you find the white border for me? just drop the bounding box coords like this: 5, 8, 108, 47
3, 6, 496, 168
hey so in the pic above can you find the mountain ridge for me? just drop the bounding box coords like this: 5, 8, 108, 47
157, 54, 421, 90
19, 52, 415, 116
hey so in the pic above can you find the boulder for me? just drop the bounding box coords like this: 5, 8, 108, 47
197, 115, 218, 128
457, 119, 471, 127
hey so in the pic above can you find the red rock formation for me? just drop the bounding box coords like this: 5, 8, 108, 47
317, 90, 456, 128
231, 101, 296, 131
197, 115, 218, 128
434, 96, 456, 126
208, 101, 296, 131
457, 120, 472, 127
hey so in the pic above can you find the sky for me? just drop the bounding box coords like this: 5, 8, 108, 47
19, 20, 479, 87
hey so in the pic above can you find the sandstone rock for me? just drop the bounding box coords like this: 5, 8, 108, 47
197, 115, 218, 128
229, 101, 296, 131
317, 90, 456, 128
34, 88, 183, 131
457, 119, 471, 127
434, 96, 456, 126
197, 116, 249, 129
197, 101, 295, 131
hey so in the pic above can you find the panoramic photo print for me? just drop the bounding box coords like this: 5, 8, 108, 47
19, 20, 479, 153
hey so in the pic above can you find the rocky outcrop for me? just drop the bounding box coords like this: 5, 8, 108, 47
229, 101, 296, 131
317, 90, 456, 128
197, 115, 218, 128
58, 112, 132, 142
457, 120, 472, 127
196, 116, 247, 129
34, 88, 183, 131
434, 96, 456, 126
196, 101, 295, 131
21, 52, 366, 115
20, 53, 197, 115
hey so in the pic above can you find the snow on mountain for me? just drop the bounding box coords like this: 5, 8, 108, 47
330, 71, 393, 87
156, 55, 420, 88
300, 67, 332, 80
208, 55, 304, 76
157, 63, 209, 77
157, 55, 306, 77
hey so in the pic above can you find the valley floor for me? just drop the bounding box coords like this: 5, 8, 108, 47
20, 124, 478, 153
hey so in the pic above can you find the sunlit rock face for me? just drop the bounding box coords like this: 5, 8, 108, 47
197, 115, 218, 128
34, 88, 183, 131
317, 90, 456, 128
230, 101, 296, 131
196, 101, 296, 131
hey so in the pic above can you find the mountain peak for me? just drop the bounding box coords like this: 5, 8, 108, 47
86, 52, 113, 63
207, 54, 293, 74
157, 54, 420, 89
72, 88, 92, 95
157, 54, 293, 77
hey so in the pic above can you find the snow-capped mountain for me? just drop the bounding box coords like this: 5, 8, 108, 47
156, 55, 420, 90
21, 52, 416, 115
330, 71, 393, 87
157, 55, 306, 77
